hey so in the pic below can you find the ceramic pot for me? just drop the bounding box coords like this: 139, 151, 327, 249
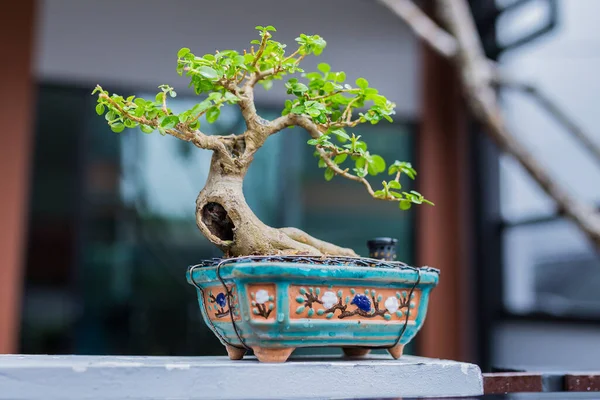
187, 256, 439, 363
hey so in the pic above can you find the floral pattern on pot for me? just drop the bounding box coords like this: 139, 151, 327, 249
290, 286, 420, 321
248, 284, 276, 320
204, 285, 240, 321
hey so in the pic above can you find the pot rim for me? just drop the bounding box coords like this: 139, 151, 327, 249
187, 255, 439, 273
186, 255, 439, 286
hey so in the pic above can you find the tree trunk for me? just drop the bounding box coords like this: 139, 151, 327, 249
195, 152, 358, 257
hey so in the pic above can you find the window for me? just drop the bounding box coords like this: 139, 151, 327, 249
483, 0, 600, 371
497, 0, 600, 319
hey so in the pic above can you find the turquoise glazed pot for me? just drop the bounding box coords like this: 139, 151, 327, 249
187, 256, 439, 363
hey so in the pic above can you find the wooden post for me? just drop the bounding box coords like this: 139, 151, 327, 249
0, 0, 36, 353
415, 13, 474, 362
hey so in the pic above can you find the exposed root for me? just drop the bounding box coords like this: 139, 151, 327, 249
279, 227, 358, 257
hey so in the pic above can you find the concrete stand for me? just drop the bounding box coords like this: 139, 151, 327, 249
0, 354, 483, 399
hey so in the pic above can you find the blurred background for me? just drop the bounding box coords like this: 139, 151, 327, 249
1, 0, 599, 373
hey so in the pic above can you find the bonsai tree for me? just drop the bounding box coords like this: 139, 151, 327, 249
93, 26, 432, 258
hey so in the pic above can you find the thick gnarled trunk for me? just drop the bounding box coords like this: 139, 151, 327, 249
195, 152, 358, 257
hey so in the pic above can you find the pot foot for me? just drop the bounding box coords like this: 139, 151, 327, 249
252, 347, 295, 363
342, 347, 371, 357
387, 343, 404, 359
225, 345, 247, 360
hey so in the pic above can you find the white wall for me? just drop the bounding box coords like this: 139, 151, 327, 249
34, 0, 419, 117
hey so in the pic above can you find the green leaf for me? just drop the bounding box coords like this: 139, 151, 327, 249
367, 155, 386, 176
177, 47, 191, 58
160, 115, 179, 129
140, 125, 153, 134
290, 105, 305, 114
305, 72, 322, 80
291, 82, 308, 94
321, 82, 335, 93
336, 71, 346, 82
207, 92, 222, 101
191, 100, 211, 115
206, 107, 220, 123
146, 109, 158, 119
232, 55, 245, 66
111, 123, 125, 133
355, 157, 366, 170
324, 168, 335, 181
223, 92, 240, 102
334, 154, 347, 164
265, 25, 276, 31
400, 200, 412, 210
318, 158, 326, 168
356, 77, 369, 89
410, 197, 423, 204
388, 180, 401, 189
95, 104, 105, 115
330, 129, 350, 142
317, 63, 330, 73
133, 106, 145, 117
198, 66, 218, 80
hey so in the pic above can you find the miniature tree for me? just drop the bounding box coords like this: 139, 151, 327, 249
93, 26, 432, 257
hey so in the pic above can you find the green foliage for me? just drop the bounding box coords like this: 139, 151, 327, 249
306, 131, 433, 206
92, 81, 239, 136
281, 67, 396, 128
389, 161, 417, 179
91, 24, 432, 211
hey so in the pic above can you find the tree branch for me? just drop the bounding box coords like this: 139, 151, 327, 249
380, 0, 600, 248
269, 113, 420, 205
378, 0, 458, 59
493, 73, 600, 166
99, 93, 227, 154
251, 31, 270, 69
433, 0, 600, 248
181, 64, 263, 136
